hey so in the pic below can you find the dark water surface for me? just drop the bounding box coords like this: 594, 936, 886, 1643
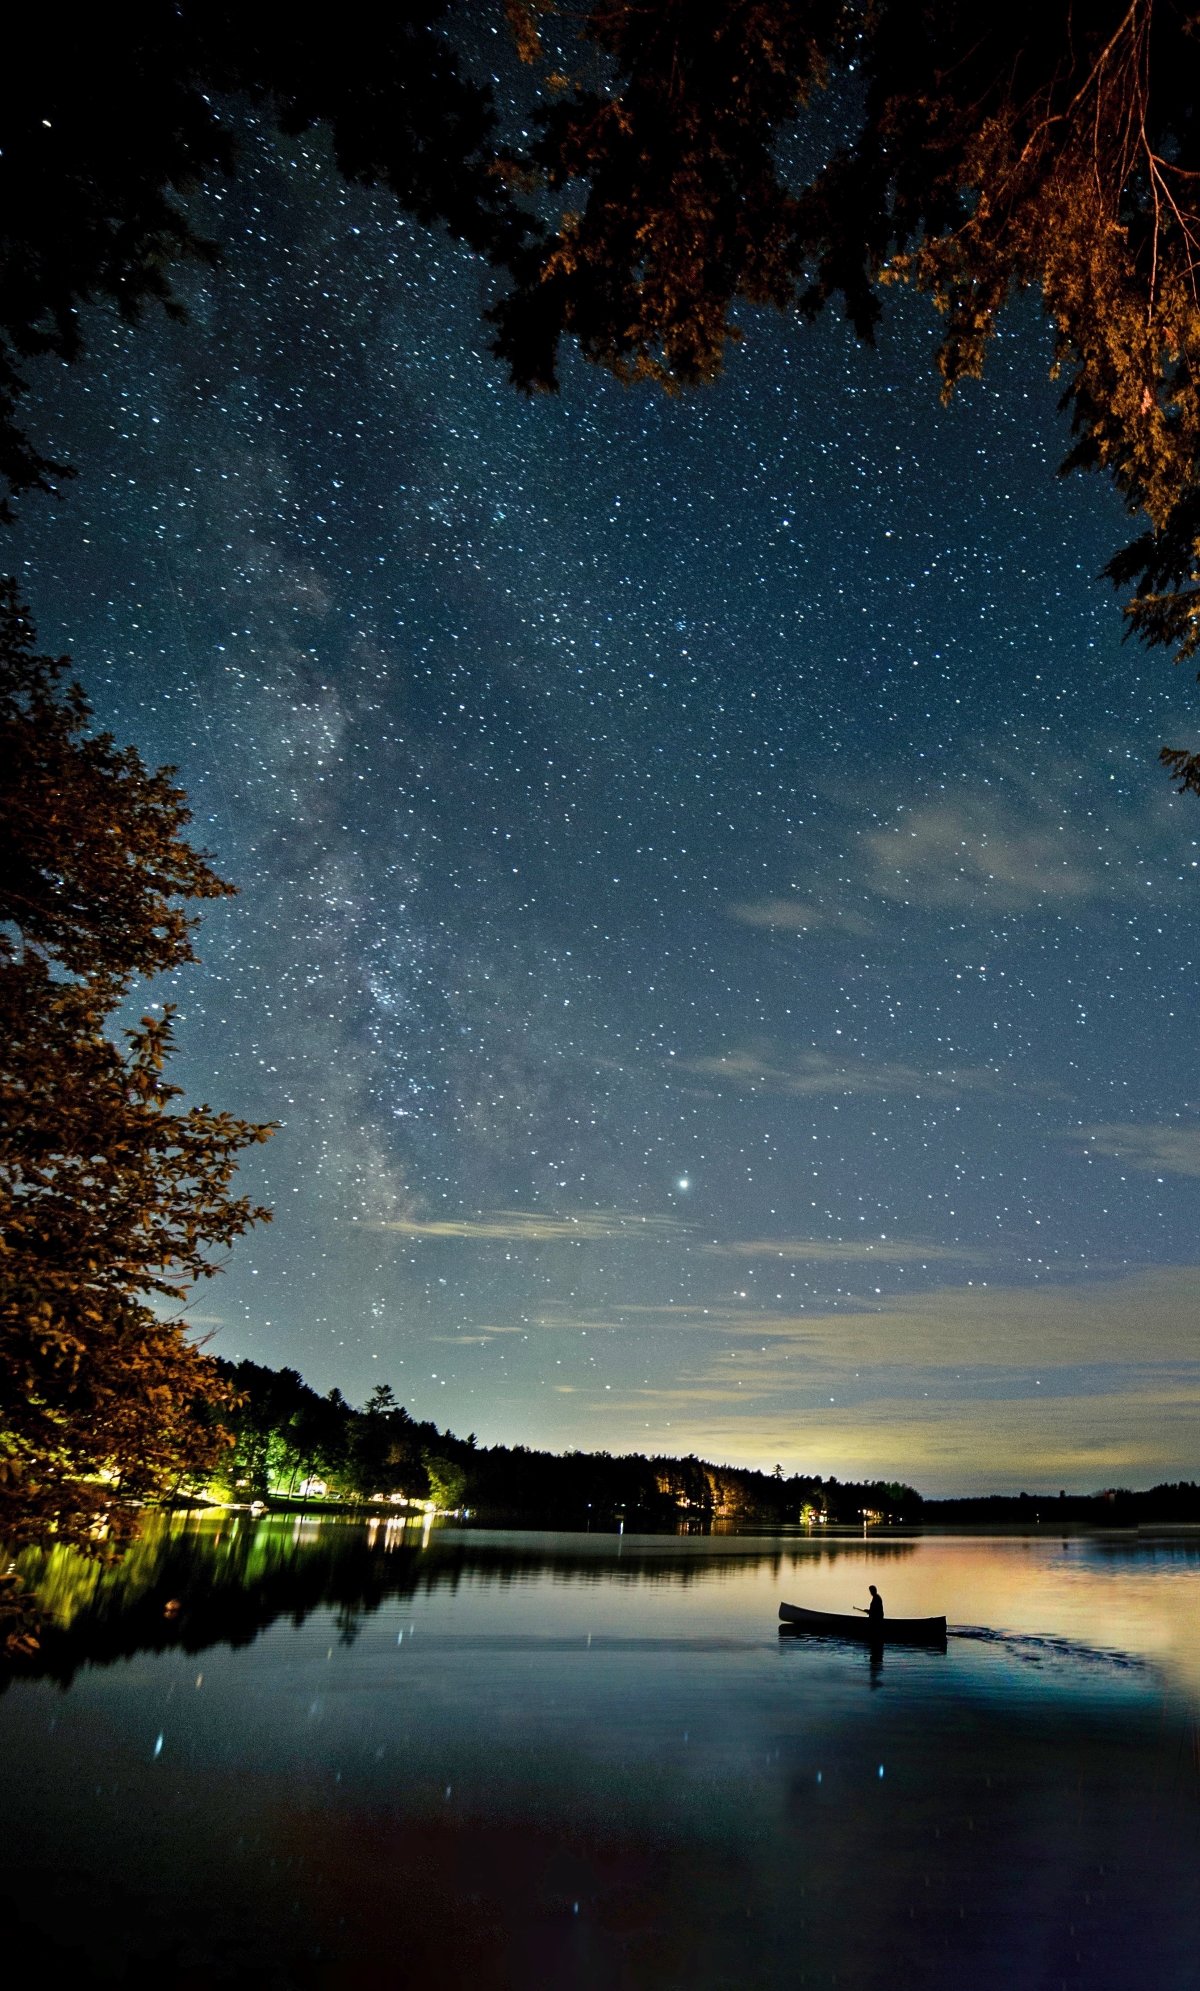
2, 1515, 1197, 1989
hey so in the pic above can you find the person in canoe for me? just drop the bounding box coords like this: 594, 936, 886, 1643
855, 1584, 884, 1628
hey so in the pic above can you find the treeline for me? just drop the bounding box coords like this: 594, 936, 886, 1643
207, 1359, 922, 1527
924, 1485, 1200, 1526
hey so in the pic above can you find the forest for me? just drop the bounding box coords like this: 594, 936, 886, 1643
207, 1357, 924, 1527
205, 1359, 1200, 1529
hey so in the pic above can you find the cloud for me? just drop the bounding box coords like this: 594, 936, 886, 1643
431, 1324, 529, 1344
370, 1207, 693, 1244
522, 1267, 986, 1337
524, 1367, 1200, 1504
751, 1267, 1200, 1369
726, 759, 1181, 941
531, 1268, 1200, 1495
592, 1387, 1200, 1489
679, 1046, 1030, 1100
701, 1236, 991, 1265
725, 896, 873, 937
526, 1300, 763, 1336
1069, 1123, 1200, 1177
455, 1270, 1200, 1504
432, 1333, 505, 1346
533, 1264, 1200, 1367
149, 1299, 227, 1330
863, 801, 1100, 911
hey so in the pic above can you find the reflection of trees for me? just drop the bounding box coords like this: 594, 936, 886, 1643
334, 1601, 364, 1648
2, 1515, 915, 1689
1086, 1538, 1200, 1567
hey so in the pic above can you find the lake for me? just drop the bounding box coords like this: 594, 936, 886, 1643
1, 1514, 1197, 1989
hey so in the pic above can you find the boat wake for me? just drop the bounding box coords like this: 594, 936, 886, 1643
949, 1624, 1151, 1676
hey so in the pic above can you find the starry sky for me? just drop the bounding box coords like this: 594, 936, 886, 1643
13, 95, 1200, 1495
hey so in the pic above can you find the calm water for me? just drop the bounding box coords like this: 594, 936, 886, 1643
1, 1516, 1197, 1989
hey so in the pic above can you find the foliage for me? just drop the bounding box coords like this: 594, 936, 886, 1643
1160, 742, 1200, 794
8, 6, 1200, 746
0, 583, 234, 982
212, 1366, 430, 1503
347, 1382, 430, 1500
0, 0, 532, 515
0, 585, 272, 1552
423, 1452, 468, 1510
496, 1, 1200, 717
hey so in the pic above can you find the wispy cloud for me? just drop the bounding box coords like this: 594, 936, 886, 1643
756, 1267, 1200, 1369
529, 1268, 1200, 1494
570, 1386, 1200, 1490
370, 1208, 693, 1244
864, 802, 1097, 910
149, 1300, 227, 1330
1069, 1123, 1200, 1177
526, 1300, 761, 1336
726, 896, 873, 936
535, 1266, 1200, 1366
464, 1270, 1200, 1500
701, 1235, 991, 1265
860, 782, 1171, 914
522, 1285, 970, 1337
679, 1046, 1031, 1100
431, 1324, 528, 1344
433, 1334, 493, 1345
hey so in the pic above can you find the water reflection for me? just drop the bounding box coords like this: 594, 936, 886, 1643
0, 1518, 1196, 1989
10, 1513, 1200, 1691
4, 1513, 918, 1688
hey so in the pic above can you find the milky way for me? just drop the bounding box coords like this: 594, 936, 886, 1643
14, 105, 1200, 1491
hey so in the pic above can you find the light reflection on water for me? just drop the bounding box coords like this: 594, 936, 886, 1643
1, 1516, 1197, 1989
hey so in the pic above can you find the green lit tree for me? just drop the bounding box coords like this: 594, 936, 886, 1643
423, 1452, 467, 1511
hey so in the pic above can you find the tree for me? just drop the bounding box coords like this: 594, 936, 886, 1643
423, 1452, 467, 1511
0, 0, 531, 516
216, 1360, 316, 1497
347, 1384, 426, 1498
8, 6, 1200, 776
0, 584, 272, 1550
495, 0, 1200, 779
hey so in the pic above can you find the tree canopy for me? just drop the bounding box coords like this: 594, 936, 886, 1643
4, 4, 1200, 781
0, 584, 273, 1550
0, 0, 531, 514
497, 3, 1200, 748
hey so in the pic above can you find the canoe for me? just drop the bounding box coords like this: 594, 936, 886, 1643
779, 1602, 947, 1646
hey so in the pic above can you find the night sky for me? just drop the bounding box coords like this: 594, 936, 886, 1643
14, 99, 1200, 1494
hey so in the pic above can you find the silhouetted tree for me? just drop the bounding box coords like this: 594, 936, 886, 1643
8, 6, 1200, 768
346, 1384, 427, 1498
0, 0, 532, 516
